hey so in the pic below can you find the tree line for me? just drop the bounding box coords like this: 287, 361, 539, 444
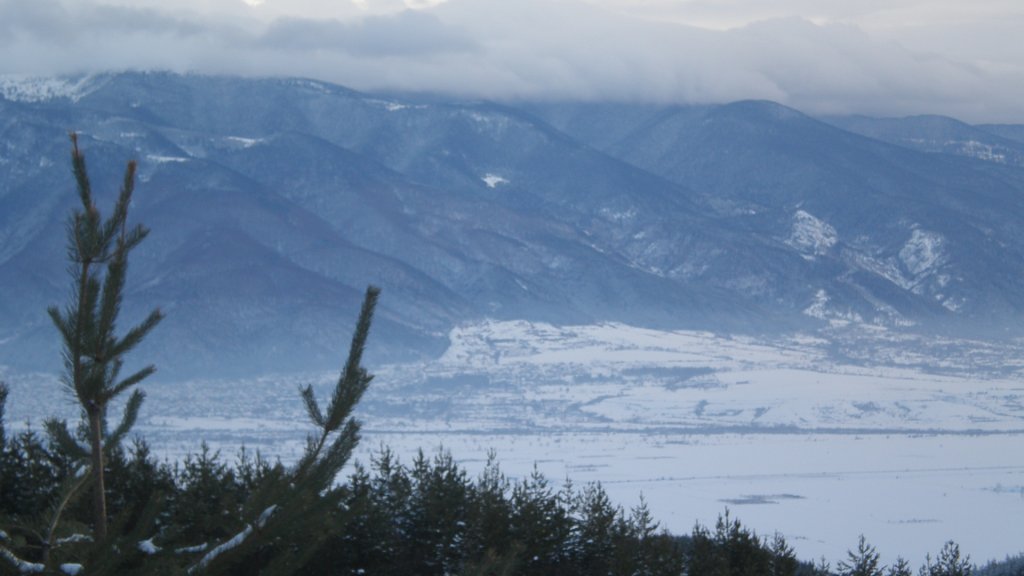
3, 399, 1019, 576
1, 136, 1021, 575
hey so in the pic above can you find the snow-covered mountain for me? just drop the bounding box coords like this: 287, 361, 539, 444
3, 72, 1024, 378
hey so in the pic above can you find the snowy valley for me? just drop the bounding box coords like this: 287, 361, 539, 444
5, 320, 1023, 565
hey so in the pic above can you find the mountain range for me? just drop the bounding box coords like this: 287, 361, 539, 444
2, 72, 1024, 378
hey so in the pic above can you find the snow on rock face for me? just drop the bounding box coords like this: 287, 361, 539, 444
951, 140, 1007, 163
482, 174, 509, 188
787, 210, 837, 258
802, 288, 865, 325
803, 289, 830, 320
900, 229, 946, 277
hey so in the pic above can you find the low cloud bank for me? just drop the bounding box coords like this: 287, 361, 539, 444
1, 0, 1022, 122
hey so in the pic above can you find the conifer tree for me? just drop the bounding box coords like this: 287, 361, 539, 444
688, 510, 775, 576
467, 451, 513, 562
407, 449, 471, 575
838, 535, 883, 576
889, 557, 913, 576
370, 445, 415, 575
922, 542, 972, 576
45, 133, 163, 542
510, 466, 571, 574
572, 482, 623, 575
625, 496, 684, 576
768, 532, 798, 576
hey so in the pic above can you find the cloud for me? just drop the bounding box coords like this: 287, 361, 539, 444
1, 0, 1023, 122
259, 10, 476, 57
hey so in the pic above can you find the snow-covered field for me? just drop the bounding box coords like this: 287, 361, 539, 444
4, 321, 1024, 566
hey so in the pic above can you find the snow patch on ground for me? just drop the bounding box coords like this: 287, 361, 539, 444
225, 136, 263, 148
146, 154, 190, 164
139, 539, 161, 555
0, 548, 43, 573
366, 98, 427, 112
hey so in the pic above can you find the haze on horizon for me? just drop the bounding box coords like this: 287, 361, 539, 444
1, 0, 1023, 123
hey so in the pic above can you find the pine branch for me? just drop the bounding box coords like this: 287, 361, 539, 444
47, 306, 75, 349
300, 385, 325, 428
41, 465, 92, 566
43, 419, 90, 461
187, 505, 277, 574
196, 288, 381, 573
324, 285, 379, 433
69, 133, 93, 212
102, 159, 137, 247
96, 250, 127, 354
120, 224, 150, 254
310, 419, 361, 486
105, 389, 145, 449
105, 365, 157, 403
107, 309, 164, 362
79, 276, 101, 361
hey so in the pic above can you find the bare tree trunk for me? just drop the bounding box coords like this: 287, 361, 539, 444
88, 407, 107, 541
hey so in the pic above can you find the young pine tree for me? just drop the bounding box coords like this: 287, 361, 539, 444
46, 134, 163, 542
837, 535, 884, 576
768, 532, 798, 576
889, 557, 913, 576
922, 542, 972, 576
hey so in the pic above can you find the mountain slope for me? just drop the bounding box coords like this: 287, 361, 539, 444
532, 99, 1024, 326
823, 114, 1024, 166
3, 73, 1024, 377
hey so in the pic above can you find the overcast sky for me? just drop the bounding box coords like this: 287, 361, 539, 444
2, 0, 1023, 122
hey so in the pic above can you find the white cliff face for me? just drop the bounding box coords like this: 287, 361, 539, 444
787, 210, 837, 258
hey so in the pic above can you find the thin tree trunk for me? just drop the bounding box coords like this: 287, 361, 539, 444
88, 407, 107, 540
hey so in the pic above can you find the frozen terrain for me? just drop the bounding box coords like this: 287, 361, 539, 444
4, 321, 1024, 566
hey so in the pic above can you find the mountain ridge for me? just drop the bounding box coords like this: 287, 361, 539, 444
3, 72, 1024, 378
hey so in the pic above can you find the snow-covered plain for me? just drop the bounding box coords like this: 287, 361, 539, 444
4, 321, 1024, 566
